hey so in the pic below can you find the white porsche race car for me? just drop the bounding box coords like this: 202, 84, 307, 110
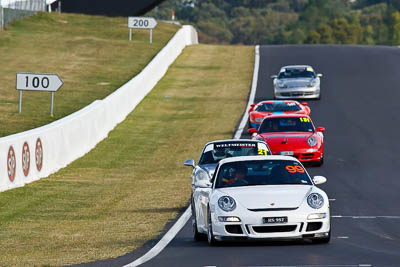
192, 155, 330, 244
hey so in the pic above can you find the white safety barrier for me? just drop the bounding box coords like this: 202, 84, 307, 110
0, 25, 198, 192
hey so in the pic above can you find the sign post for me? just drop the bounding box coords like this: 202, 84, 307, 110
128, 17, 158, 43
16, 73, 63, 117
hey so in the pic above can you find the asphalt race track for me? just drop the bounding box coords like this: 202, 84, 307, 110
76, 45, 400, 267
132, 45, 400, 267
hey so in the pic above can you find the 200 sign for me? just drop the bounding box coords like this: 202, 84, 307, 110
133, 19, 149, 27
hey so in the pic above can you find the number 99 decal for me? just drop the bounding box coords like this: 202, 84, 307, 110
285, 165, 305, 173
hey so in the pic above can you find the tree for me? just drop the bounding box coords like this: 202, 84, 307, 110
285, 28, 307, 44
316, 24, 334, 43
145, 0, 400, 45
230, 6, 251, 18
376, 23, 389, 44
197, 21, 233, 43
331, 18, 349, 44
289, 0, 309, 12
305, 30, 321, 44
363, 25, 375, 44
390, 11, 400, 45
229, 15, 258, 44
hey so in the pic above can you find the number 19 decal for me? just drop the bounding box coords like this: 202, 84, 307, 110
300, 117, 310, 122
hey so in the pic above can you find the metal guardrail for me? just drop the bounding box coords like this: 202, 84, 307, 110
0, 0, 46, 30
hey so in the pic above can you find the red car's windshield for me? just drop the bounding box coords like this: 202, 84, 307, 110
259, 117, 314, 133
256, 102, 301, 112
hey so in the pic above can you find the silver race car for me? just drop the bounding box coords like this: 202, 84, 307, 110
271, 65, 322, 99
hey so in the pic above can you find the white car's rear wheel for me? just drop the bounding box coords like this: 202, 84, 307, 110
193, 219, 205, 241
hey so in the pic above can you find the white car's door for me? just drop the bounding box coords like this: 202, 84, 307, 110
194, 187, 212, 232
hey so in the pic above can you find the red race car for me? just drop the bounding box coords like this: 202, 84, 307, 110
248, 100, 310, 129
248, 114, 325, 166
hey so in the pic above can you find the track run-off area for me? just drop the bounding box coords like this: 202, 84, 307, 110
115, 45, 400, 267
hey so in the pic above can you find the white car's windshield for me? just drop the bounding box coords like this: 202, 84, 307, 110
199, 142, 269, 165
215, 160, 312, 188
278, 67, 316, 79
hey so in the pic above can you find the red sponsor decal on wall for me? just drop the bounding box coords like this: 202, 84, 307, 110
22, 142, 30, 177
7, 146, 16, 182
35, 138, 43, 172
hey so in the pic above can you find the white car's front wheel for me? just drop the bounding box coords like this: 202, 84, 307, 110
192, 203, 206, 241
207, 209, 217, 245
312, 229, 331, 244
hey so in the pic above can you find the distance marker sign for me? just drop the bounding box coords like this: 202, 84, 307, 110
16, 72, 63, 115
128, 17, 157, 29
128, 17, 158, 43
16, 73, 63, 92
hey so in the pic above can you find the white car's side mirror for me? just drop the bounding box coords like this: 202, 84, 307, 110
271, 75, 277, 79
184, 159, 195, 168
313, 176, 327, 185
317, 73, 323, 78
195, 180, 212, 188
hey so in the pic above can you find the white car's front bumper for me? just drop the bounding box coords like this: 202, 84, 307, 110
211, 208, 330, 240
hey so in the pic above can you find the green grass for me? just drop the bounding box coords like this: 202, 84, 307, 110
0, 43, 254, 266
0, 12, 179, 137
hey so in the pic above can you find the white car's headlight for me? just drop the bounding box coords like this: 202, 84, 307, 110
218, 216, 241, 222
307, 136, 317, 147
307, 213, 326, 220
218, 196, 236, 212
277, 81, 287, 88
307, 193, 324, 209
197, 169, 209, 181
308, 79, 317, 87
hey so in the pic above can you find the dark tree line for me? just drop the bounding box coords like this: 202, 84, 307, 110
146, 0, 400, 45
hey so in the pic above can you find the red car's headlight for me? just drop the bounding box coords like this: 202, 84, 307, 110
307, 136, 318, 147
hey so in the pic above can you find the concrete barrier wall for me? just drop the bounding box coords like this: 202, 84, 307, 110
0, 25, 198, 192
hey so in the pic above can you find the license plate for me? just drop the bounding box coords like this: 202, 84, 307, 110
280, 151, 294, 156
263, 216, 288, 224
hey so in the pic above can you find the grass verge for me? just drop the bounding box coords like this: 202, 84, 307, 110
0, 12, 179, 137
0, 44, 254, 266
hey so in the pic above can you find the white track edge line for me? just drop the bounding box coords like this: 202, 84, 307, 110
124, 206, 191, 267
241, 265, 371, 267
124, 45, 261, 266
234, 45, 260, 139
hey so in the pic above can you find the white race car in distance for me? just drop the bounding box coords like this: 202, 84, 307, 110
192, 155, 330, 244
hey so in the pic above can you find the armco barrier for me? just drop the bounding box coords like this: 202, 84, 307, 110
0, 25, 198, 192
